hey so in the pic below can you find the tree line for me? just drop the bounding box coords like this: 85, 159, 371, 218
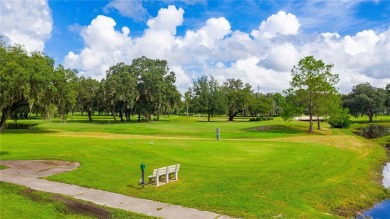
1, 42, 390, 132
0, 43, 181, 131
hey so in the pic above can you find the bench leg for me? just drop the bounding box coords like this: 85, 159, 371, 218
174, 164, 179, 180
165, 166, 169, 183
156, 168, 160, 186
174, 171, 178, 180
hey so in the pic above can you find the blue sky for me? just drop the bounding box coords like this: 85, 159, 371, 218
1, 0, 389, 93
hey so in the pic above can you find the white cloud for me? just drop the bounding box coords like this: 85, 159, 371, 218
170, 65, 192, 91
0, 0, 52, 52
261, 43, 300, 72
299, 28, 390, 92
63, 9, 390, 94
161, 0, 206, 5
104, 0, 148, 22
251, 11, 300, 39
181, 17, 231, 49
147, 5, 184, 35
343, 30, 380, 56
63, 15, 133, 78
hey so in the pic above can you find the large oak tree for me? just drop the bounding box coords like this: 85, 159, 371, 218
342, 83, 387, 122
0, 44, 56, 131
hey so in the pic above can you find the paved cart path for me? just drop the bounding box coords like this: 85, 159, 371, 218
0, 160, 234, 219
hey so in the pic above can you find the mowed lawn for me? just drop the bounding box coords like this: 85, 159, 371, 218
0, 116, 389, 218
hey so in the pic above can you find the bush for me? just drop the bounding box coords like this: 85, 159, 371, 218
328, 108, 351, 128
249, 117, 273, 121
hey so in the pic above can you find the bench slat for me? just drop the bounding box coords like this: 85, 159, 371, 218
147, 164, 180, 186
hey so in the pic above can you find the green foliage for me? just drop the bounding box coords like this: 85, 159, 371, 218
386, 83, 390, 114
52, 65, 78, 123
132, 57, 181, 121
104, 62, 137, 122
222, 79, 252, 121
77, 77, 100, 122
0, 43, 58, 131
249, 117, 273, 121
267, 92, 286, 116
285, 56, 339, 131
328, 108, 351, 128
281, 93, 304, 121
343, 83, 388, 122
190, 75, 226, 121
248, 93, 274, 117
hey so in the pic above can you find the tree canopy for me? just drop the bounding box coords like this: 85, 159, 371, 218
342, 83, 387, 122
0, 42, 182, 131
0, 44, 57, 130
222, 79, 252, 121
285, 56, 339, 132
189, 75, 226, 121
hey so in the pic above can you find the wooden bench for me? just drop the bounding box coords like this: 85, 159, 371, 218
148, 164, 180, 186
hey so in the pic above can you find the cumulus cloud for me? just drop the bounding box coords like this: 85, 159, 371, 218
104, 0, 148, 22
63, 15, 133, 78
300, 28, 390, 92
251, 11, 300, 39
0, 0, 52, 52
161, 0, 206, 5
63, 8, 390, 94
147, 5, 184, 35
261, 43, 300, 72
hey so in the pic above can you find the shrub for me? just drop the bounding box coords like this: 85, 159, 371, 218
249, 117, 273, 121
328, 108, 351, 128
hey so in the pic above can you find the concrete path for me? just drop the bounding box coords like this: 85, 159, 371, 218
0, 160, 234, 219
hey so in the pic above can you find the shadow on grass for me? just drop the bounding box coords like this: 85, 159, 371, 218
4, 123, 38, 129
352, 119, 390, 124
1, 129, 60, 135
243, 125, 304, 135
0, 151, 9, 156
65, 119, 166, 124
196, 120, 220, 123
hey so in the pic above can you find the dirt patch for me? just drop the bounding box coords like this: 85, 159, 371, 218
54, 195, 112, 218
42, 161, 60, 166
0, 160, 80, 178
23, 188, 113, 218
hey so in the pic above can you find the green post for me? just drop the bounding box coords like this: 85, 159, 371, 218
140, 163, 145, 189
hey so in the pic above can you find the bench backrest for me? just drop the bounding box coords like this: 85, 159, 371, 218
152, 164, 180, 177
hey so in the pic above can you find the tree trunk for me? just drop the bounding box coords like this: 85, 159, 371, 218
317, 116, 321, 130
186, 105, 189, 118
0, 109, 9, 132
308, 100, 313, 133
228, 115, 234, 121
368, 113, 374, 123
87, 110, 93, 122
125, 110, 130, 121
309, 113, 313, 132
207, 113, 211, 122
119, 110, 124, 122
111, 110, 116, 121
138, 113, 141, 122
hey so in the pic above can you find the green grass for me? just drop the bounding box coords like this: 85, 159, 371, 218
1, 115, 390, 218
0, 182, 157, 219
